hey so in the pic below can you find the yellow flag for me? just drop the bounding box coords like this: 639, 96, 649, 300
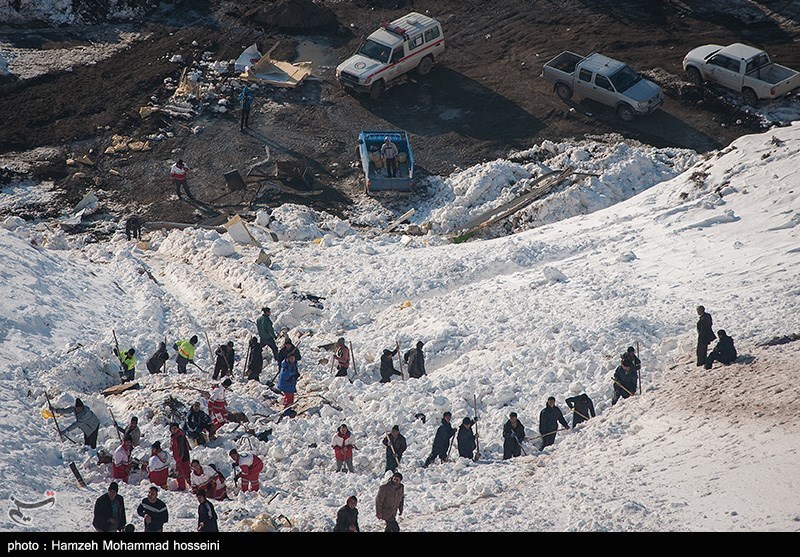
42, 408, 53, 419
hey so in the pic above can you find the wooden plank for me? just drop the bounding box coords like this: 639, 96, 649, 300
101, 381, 140, 397
386, 208, 415, 232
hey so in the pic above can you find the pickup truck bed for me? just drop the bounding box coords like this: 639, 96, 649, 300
749, 63, 796, 85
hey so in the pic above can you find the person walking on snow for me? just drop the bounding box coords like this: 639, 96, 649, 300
246, 337, 263, 381
146, 341, 169, 374
625, 346, 641, 373
332, 424, 356, 473
174, 336, 198, 374
502, 412, 526, 460
380, 347, 401, 383
114, 347, 136, 382
375, 472, 404, 532
256, 307, 279, 361
705, 329, 737, 369
170, 159, 193, 200
333, 337, 351, 378
208, 378, 231, 432
277, 352, 299, 411
565, 384, 595, 428
229, 449, 264, 492
93, 482, 126, 532
383, 425, 407, 472
457, 417, 476, 460
213, 341, 235, 380
404, 341, 426, 379
424, 411, 454, 467
54, 398, 100, 449
612, 355, 638, 405
696, 305, 716, 367
239, 84, 254, 131
189, 460, 227, 500
334, 496, 360, 532
169, 423, 192, 491
539, 397, 570, 450
196, 490, 218, 532
112, 435, 134, 483
146, 441, 170, 489
137, 486, 168, 533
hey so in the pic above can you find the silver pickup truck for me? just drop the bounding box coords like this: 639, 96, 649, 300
541, 51, 663, 121
682, 43, 800, 107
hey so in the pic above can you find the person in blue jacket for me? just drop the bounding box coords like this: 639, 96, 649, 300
277, 352, 299, 413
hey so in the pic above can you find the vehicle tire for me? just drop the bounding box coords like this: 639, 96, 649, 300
742, 88, 758, 108
555, 83, 573, 101
369, 80, 384, 100
686, 66, 703, 86
616, 103, 635, 122
417, 55, 434, 76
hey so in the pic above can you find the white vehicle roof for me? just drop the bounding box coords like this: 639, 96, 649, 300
368, 12, 440, 47
719, 43, 765, 60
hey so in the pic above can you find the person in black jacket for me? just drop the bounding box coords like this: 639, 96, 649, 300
502, 412, 526, 460
539, 397, 570, 450
146, 342, 169, 374
705, 329, 737, 369
276, 337, 302, 370
137, 486, 168, 532
625, 346, 641, 372
380, 348, 402, 383
403, 341, 426, 379
185, 402, 214, 446
696, 305, 716, 367
93, 482, 126, 532
457, 417, 476, 460
333, 496, 360, 532
612, 356, 638, 405
423, 412, 454, 467
213, 341, 234, 380
565, 387, 596, 428
196, 490, 219, 532
246, 337, 263, 381
383, 425, 407, 472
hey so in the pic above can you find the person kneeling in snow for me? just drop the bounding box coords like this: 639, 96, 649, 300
705, 329, 737, 369
229, 449, 264, 492
189, 460, 227, 500
185, 401, 214, 446
112, 435, 134, 483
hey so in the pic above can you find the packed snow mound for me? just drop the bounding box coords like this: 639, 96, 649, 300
267, 204, 354, 242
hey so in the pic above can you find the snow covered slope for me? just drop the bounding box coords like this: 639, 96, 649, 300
1, 123, 799, 532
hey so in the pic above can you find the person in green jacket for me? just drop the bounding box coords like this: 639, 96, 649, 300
174, 336, 198, 374
256, 307, 279, 360
114, 348, 136, 381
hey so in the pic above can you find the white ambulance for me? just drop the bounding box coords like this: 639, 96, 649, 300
336, 12, 445, 100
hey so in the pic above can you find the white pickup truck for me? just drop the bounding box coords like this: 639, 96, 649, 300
541, 51, 663, 121
682, 43, 800, 107
336, 12, 444, 100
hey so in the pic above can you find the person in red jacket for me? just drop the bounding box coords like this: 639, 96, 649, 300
147, 441, 170, 489
169, 423, 192, 491
208, 378, 231, 433
229, 449, 264, 492
332, 424, 356, 473
170, 159, 193, 200
111, 435, 133, 483
189, 460, 227, 500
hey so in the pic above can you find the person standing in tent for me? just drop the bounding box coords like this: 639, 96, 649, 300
174, 336, 198, 374
502, 412, 526, 460
332, 424, 356, 473
696, 305, 716, 367
382, 425, 407, 472
246, 337, 263, 381
146, 441, 170, 489
239, 84, 254, 132
169, 422, 192, 491
114, 347, 136, 382
375, 472, 404, 532
457, 417, 476, 460
54, 398, 101, 449
565, 384, 596, 428
256, 307, 279, 361
380, 347, 401, 383
423, 411, 454, 467
404, 341, 426, 379
208, 378, 231, 432
612, 355, 638, 405
333, 337, 351, 378
170, 159, 193, 200
213, 341, 235, 380
146, 341, 169, 374
229, 449, 264, 492
111, 435, 134, 483
538, 397, 570, 450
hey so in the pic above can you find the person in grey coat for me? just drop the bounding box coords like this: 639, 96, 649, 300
55, 398, 100, 448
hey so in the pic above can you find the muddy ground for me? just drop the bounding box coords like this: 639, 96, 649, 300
1, 0, 800, 226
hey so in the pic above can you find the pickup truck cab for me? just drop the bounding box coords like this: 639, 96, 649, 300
541, 51, 663, 121
682, 43, 800, 107
336, 12, 444, 100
